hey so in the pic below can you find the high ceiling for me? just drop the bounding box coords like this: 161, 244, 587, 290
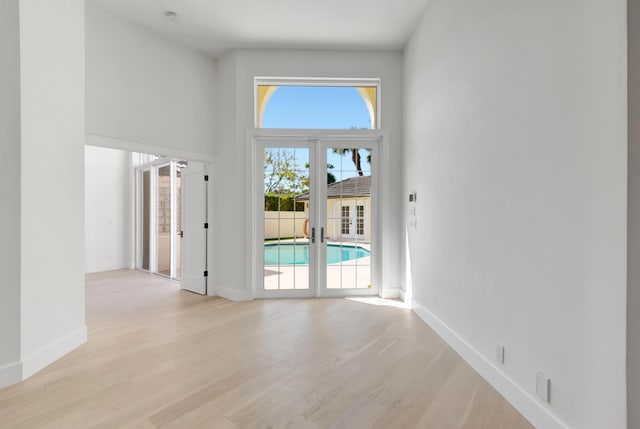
89, 0, 431, 58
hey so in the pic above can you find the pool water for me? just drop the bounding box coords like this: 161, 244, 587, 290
264, 243, 370, 265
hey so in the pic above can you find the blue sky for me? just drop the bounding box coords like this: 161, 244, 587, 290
263, 86, 372, 181
262, 86, 372, 130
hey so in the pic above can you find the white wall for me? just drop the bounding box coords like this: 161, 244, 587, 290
85, 146, 131, 273
19, 0, 87, 377
214, 49, 403, 299
85, 3, 217, 159
0, 0, 21, 382
403, 1, 627, 428
629, 0, 640, 426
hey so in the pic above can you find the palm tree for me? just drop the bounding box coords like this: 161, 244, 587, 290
332, 148, 371, 176
333, 148, 362, 176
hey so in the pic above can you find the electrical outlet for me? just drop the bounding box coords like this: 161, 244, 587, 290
496, 345, 505, 364
536, 372, 551, 403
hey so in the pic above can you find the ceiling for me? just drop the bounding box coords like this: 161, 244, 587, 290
89, 0, 431, 58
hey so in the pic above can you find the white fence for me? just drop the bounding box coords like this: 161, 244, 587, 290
264, 211, 307, 240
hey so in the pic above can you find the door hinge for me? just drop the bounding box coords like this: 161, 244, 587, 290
179, 230, 184, 238
204, 175, 209, 181
204, 222, 209, 229
204, 270, 208, 277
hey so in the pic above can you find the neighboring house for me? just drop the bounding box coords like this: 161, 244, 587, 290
296, 175, 371, 242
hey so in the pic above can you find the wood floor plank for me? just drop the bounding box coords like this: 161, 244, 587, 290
0, 270, 533, 429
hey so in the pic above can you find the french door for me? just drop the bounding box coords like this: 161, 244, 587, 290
137, 160, 183, 279
136, 159, 208, 294
255, 136, 379, 298
339, 202, 367, 241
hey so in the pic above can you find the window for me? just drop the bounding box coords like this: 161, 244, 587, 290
255, 79, 379, 129
158, 186, 171, 233
357, 205, 365, 236
341, 206, 350, 235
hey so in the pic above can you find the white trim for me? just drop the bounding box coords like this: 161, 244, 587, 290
85, 133, 216, 163
169, 160, 177, 280
251, 128, 383, 140
21, 326, 87, 380
129, 154, 136, 269
134, 168, 143, 270
317, 138, 380, 298
398, 288, 411, 303
253, 77, 381, 130
253, 138, 317, 299
380, 287, 402, 299
411, 299, 570, 429
133, 156, 173, 171
249, 130, 384, 299
214, 284, 252, 301
255, 77, 381, 86
150, 164, 159, 274
0, 326, 87, 388
0, 361, 22, 388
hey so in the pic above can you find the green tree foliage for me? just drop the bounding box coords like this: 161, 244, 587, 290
264, 195, 305, 211
327, 164, 337, 184
264, 149, 308, 194
305, 162, 336, 185
264, 149, 307, 212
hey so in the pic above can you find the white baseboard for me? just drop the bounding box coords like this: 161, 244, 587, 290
399, 289, 411, 303
0, 326, 87, 389
411, 299, 569, 429
214, 285, 253, 301
380, 287, 402, 299
0, 361, 22, 389
21, 326, 87, 380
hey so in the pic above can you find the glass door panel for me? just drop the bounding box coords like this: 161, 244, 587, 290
174, 162, 185, 280
156, 164, 172, 277
141, 169, 151, 270
255, 137, 377, 298
323, 146, 374, 292
136, 159, 190, 281
261, 145, 313, 295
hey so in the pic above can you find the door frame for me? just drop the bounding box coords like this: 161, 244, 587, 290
254, 139, 317, 299
316, 138, 380, 298
248, 129, 385, 299
134, 157, 184, 280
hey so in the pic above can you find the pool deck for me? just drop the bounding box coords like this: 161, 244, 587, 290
263, 239, 371, 291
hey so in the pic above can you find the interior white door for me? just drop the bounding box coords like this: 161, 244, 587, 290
181, 161, 208, 295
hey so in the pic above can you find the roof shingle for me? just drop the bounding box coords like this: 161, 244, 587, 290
295, 175, 371, 201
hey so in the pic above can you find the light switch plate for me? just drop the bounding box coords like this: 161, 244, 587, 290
536, 372, 550, 403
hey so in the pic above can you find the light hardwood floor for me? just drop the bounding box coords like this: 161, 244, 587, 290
0, 270, 533, 429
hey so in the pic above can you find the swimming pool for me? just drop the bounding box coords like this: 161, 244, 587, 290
264, 243, 370, 265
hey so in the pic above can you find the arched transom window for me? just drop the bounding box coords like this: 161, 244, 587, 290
255, 79, 379, 129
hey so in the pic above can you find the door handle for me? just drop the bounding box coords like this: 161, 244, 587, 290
311, 227, 315, 243
321, 227, 325, 243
